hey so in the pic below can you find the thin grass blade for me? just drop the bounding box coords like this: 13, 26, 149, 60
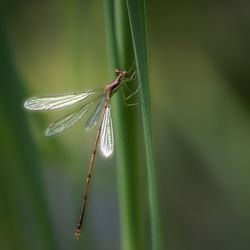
126, 0, 163, 249
103, 1, 143, 250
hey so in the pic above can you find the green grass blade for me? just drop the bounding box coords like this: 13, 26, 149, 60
126, 1, 163, 250
103, 1, 144, 250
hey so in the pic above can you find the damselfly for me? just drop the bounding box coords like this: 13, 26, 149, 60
24, 68, 137, 239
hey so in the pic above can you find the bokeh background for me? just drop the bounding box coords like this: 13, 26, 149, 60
0, 1, 250, 250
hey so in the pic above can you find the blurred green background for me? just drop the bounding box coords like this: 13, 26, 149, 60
1, 1, 250, 250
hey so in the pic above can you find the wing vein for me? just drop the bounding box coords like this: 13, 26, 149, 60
24, 90, 96, 110
100, 105, 114, 157
45, 102, 93, 136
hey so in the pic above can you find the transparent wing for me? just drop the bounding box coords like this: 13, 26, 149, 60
45, 101, 94, 136
100, 105, 114, 157
85, 96, 105, 131
24, 90, 97, 111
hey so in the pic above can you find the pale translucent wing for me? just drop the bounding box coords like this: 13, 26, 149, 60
100, 105, 114, 157
85, 97, 105, 131
45, 102, 93, 136
24, 90, 96, 110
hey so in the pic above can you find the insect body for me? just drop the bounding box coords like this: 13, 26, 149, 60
24, 69, 132, 238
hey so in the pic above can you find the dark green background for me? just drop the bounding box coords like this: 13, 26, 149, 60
0, 1, 250, 249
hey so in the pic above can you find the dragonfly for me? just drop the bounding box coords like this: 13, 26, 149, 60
24, 68, 137, 239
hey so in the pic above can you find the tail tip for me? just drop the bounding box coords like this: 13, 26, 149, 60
75, 229, 81, 240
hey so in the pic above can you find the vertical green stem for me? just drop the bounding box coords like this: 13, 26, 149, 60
126, 0, 163, 249
103, 1, 143, 250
